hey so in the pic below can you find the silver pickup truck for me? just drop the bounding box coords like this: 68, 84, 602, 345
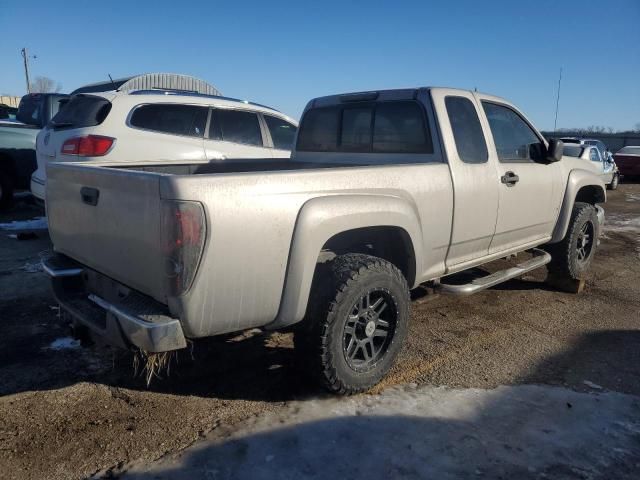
43, 87, 605, 394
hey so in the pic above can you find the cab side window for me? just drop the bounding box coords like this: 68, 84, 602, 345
482, 102, 544, 162
445, 96, 488, 164
589, 148, 601, 162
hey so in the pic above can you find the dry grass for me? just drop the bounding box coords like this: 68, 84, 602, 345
132, 341, 193, 386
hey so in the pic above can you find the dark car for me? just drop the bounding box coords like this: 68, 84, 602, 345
614, 146, 640, 178
0, 104, 18, 120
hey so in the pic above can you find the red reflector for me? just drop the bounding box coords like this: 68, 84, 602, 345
61, 135, 114, 156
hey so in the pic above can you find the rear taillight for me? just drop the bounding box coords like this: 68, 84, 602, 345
61, 135, 114, 156
161, 200, 206, 297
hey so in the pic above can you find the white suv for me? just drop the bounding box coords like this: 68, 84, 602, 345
31, 90, 298, 201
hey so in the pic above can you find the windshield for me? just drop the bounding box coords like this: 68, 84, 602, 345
16, 94, 44, 126
49, 94, 111, 129
563, 145, 584, 157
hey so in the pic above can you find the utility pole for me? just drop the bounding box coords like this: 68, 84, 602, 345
21, 48, 32, 93
553, 67, 562, 133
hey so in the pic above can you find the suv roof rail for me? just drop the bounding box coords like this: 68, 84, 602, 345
128, 89, 280, 113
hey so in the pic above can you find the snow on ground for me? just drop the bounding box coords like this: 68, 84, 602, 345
626, 192, 640, 203
46, 337, 81, 351
604, 213, 640, 257
123, 384, 640, 479
0, 216, 48, 231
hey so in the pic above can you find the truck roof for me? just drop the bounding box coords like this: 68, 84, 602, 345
306, 87, 511, 109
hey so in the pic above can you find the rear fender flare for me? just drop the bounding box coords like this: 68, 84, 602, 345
268, 194, 423, 329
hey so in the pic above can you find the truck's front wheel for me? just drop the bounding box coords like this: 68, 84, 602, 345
546, 202, 599, 280
295, 254, 409, 395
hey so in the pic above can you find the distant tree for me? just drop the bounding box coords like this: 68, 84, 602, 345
634, 122, 640, 133
30, 76, 62, 93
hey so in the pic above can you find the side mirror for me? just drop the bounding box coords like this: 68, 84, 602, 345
546, 139, 563, 162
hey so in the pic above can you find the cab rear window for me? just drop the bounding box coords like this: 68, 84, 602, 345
297, 101, 432, 154
49, 95, 112, 130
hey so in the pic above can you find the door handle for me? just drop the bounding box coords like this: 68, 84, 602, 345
80, 186, 100, 206
501, 171, 519, 187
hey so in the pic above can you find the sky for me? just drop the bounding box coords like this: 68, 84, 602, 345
1, 0, 638, 131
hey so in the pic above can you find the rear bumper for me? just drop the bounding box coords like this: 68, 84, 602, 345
43, 254, 186, 352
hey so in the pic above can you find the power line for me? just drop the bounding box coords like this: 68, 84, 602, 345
21, 48, 33, 93
553, 67, 562, 133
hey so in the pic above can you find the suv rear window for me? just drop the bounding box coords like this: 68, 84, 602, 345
264, 115, 297, 150
50, 95, 112, 130
209, 109, 263, 146
297, 101, 432, 154
130, 104, 207, 137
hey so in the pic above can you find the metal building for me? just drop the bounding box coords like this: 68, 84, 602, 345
70, 73, 221, 96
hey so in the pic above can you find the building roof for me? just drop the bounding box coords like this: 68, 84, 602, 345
71, 73, 221, 96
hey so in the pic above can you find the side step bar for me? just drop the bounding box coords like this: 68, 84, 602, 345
435, 248, 551, 296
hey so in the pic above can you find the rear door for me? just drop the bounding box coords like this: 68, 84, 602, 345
431, 90, 500, 267
46, 163, 166, 302
478, 98, 563, 253
204, 108, 272, 160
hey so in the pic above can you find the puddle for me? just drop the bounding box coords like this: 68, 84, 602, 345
46, 337, 81, 351
0, 216, 48, 231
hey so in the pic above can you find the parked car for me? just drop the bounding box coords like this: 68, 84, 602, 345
0, 104, 18, 121
562, 143, 619, 189
613, 146, 640, 178
43, 87, 605, 394
31, 90, 298, 202
0, 93, 68, 207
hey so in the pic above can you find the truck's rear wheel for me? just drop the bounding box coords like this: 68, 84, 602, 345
294, 253, 409, 395
545, 202, 598, 280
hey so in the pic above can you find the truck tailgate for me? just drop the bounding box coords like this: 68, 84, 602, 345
46, 163, 166, 302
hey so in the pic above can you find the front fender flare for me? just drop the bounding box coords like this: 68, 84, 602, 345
551, 169, 606, 243
267, 194, 423, 329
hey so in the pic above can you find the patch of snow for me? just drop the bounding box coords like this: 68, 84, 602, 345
124, 384, 640, 479
20, 261, 43, 273
625, 192, 640, 202
604, 213, 640, 258
604, 213, 640, 233
46, 337, 81, 351
583, 380, 603, 390
0, 216, 48, 231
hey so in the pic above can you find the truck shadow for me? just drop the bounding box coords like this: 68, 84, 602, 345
118, 330, 640, 479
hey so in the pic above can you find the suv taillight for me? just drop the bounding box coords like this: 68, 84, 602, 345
61, 135, 114, 156
161, 200, 206, 297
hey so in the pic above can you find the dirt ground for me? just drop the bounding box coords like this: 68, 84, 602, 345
0, 183, 639, 479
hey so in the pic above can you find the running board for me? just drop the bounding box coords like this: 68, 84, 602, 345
435, 248, 551, 296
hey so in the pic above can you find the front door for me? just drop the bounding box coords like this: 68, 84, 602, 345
479, 100, 563, 253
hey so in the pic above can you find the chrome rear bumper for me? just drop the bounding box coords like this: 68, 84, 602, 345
43, 254, 186, 352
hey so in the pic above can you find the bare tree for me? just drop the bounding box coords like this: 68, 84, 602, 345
29, 76, 62, 93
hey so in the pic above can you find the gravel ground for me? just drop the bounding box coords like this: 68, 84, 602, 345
0, 183, 639, 479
